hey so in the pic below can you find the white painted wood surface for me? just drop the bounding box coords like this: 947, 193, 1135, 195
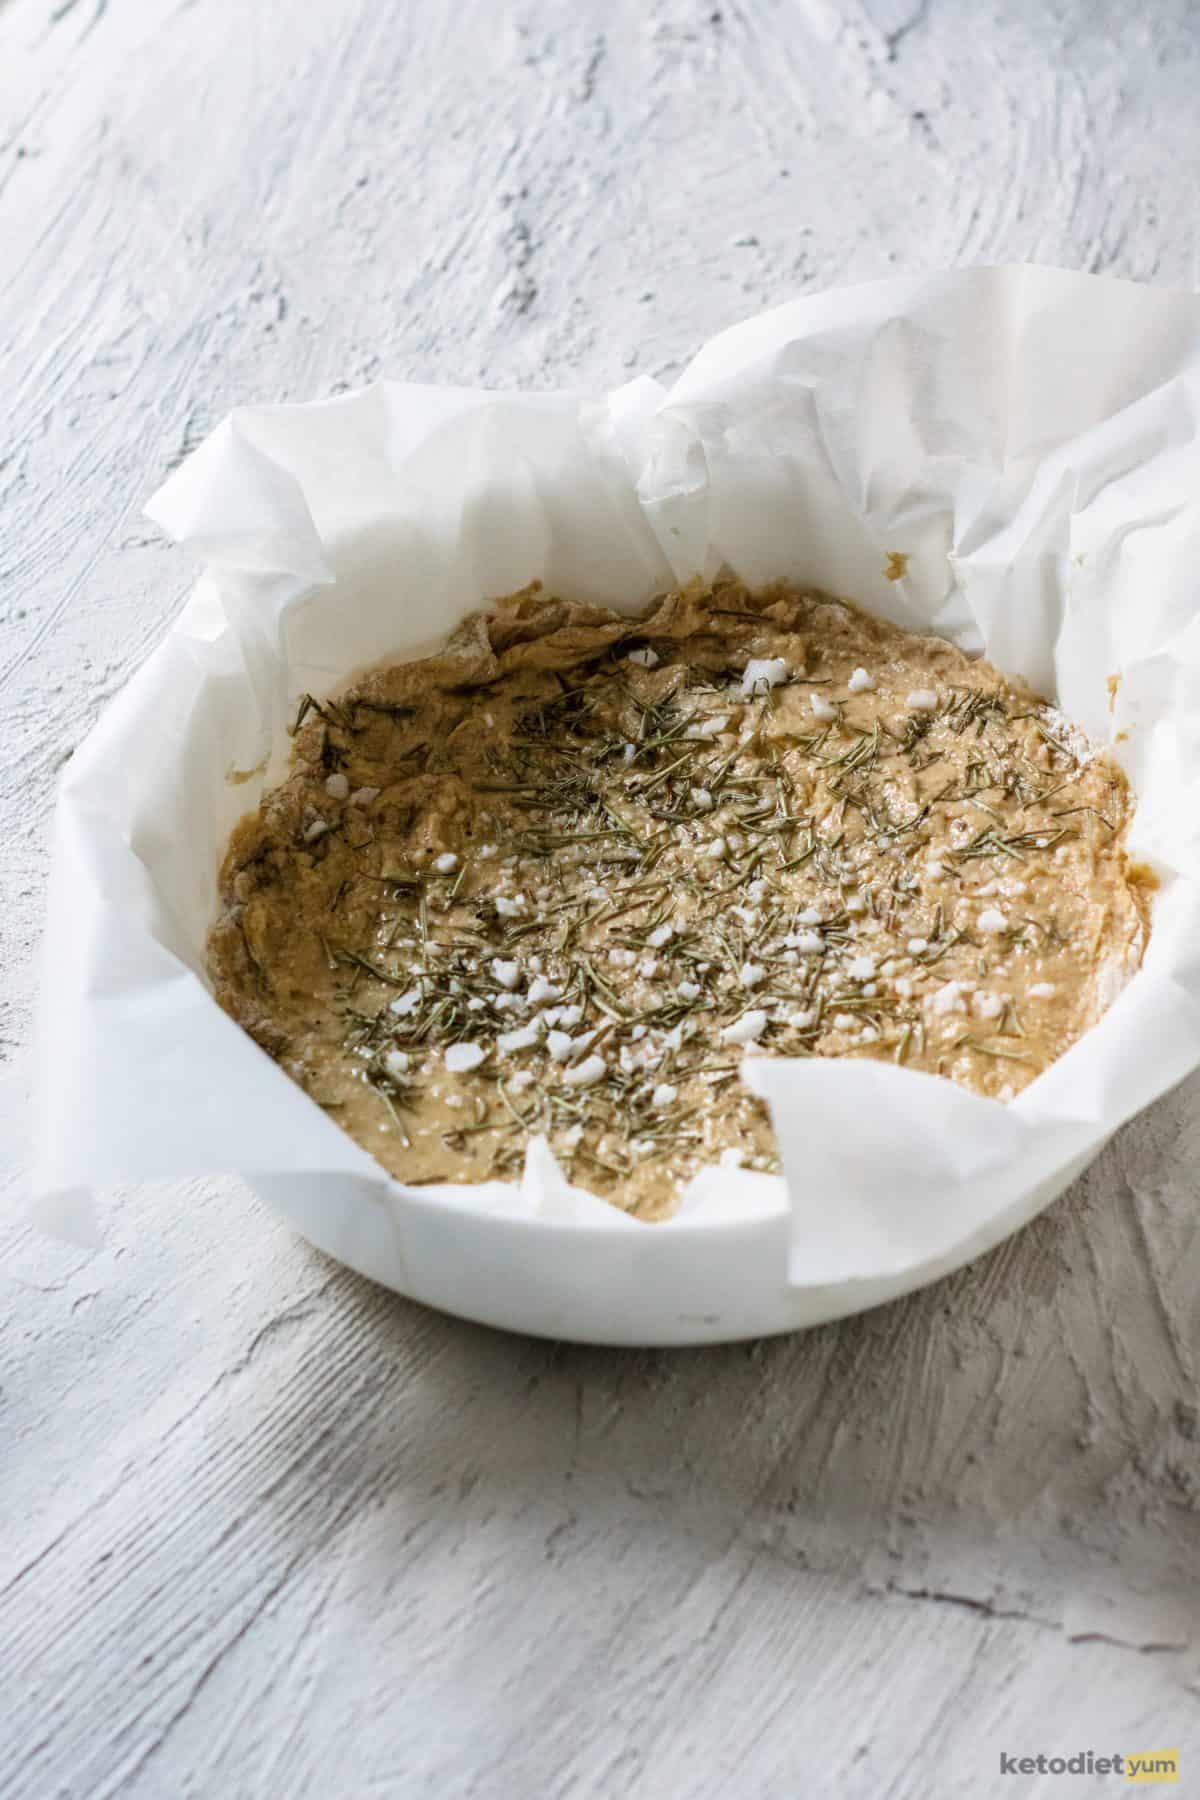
2, 0, 1198, 1791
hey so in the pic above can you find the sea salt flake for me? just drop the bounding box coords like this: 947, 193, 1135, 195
497, 1024, 541, 1053
687, 714, 729, 740
810, 694, 837, 722
847, 667, 876, 694
651, 1083, 677, 1108
647, 923, 675, 949
906, 937, 928, 955
444, 1042, 485, 1073
389, 988, 421, 1016
677, 980, 702, 1002
720, 1010, 768, 1046
977, 906, 1008, 934
563, 1054, 606, 1089
494, 895, 525, 918
434, 852, 459, 874
742, 657, 788, 697
491, 958, 521, 990
847, 955, 876, 981
528, 975, 561, 1005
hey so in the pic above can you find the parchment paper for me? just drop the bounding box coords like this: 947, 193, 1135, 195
31, 267, 1200, 1286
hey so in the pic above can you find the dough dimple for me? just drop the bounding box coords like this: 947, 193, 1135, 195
208, 579, 1150, 1222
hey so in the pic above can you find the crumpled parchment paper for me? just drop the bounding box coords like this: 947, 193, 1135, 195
32, 266, 1200, 1287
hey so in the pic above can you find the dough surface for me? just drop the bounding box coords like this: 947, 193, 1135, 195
209, 581, 1150, 1220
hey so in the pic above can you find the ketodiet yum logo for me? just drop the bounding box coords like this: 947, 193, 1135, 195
999, 1749, 1178, 1783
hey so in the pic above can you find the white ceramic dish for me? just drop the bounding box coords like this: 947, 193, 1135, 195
32, 268, 1200, 1343
249, 1151, 1098, 1345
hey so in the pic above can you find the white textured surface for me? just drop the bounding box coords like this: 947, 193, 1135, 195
2, 0, 1199, 1792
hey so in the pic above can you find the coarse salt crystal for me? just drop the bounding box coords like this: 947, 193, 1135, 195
563, 1054, 606, 1089
383, 1050, 410, 1080
790, 930, 823, 954
906, 937, 928, 955
608, 948, 637, 968
651, 1082, 677, 1108
906, 689, 937, 711
925, 858, 944, 877
931, 981, 971, 1016
693, 788, 714, 812
720, 1009, 768, 1046
497, 1024, 541, 1054
832, 1013, 858, 1031
389, 988, 421, 1016
528, 975, 561, 1005
546, 1030, 574, 1064
742, 656, 789, 696
975, 992, 1005, 1020
434, 852, 459, 874
508, 1069, 535, 1092
467, 996, 485, 1012
303, 819, 329, 843
847, 667, 876, 694
847, 955, 876, 981
494, 993, 522, 1012
678, 980, 702, 1002
558, 1005, 584, 1029
795, 907, 822, 926
810, 694, 837, 722
324, 772, 350, 800
622, 743, 637, 763
631, 1023, 648, 1041
494, 895, 525, 918
977, 907, 1008, 934
1029, 982, 1057, 999
647, 923, 674, 948
702, 837, 727, 860
739, 962, 766, 989
894, 977, 914, 998
444, 1042, 485, 1073
350, 785, 380, 806
844, 894, 867, 915
492, 958, 521, 990
861, 1026, 879, 1043
789, 1008, 816, 1028
640, 957, 658, 979
477, 843, 497, 859
688, 714, 729, 740
627, 646, 659, 668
